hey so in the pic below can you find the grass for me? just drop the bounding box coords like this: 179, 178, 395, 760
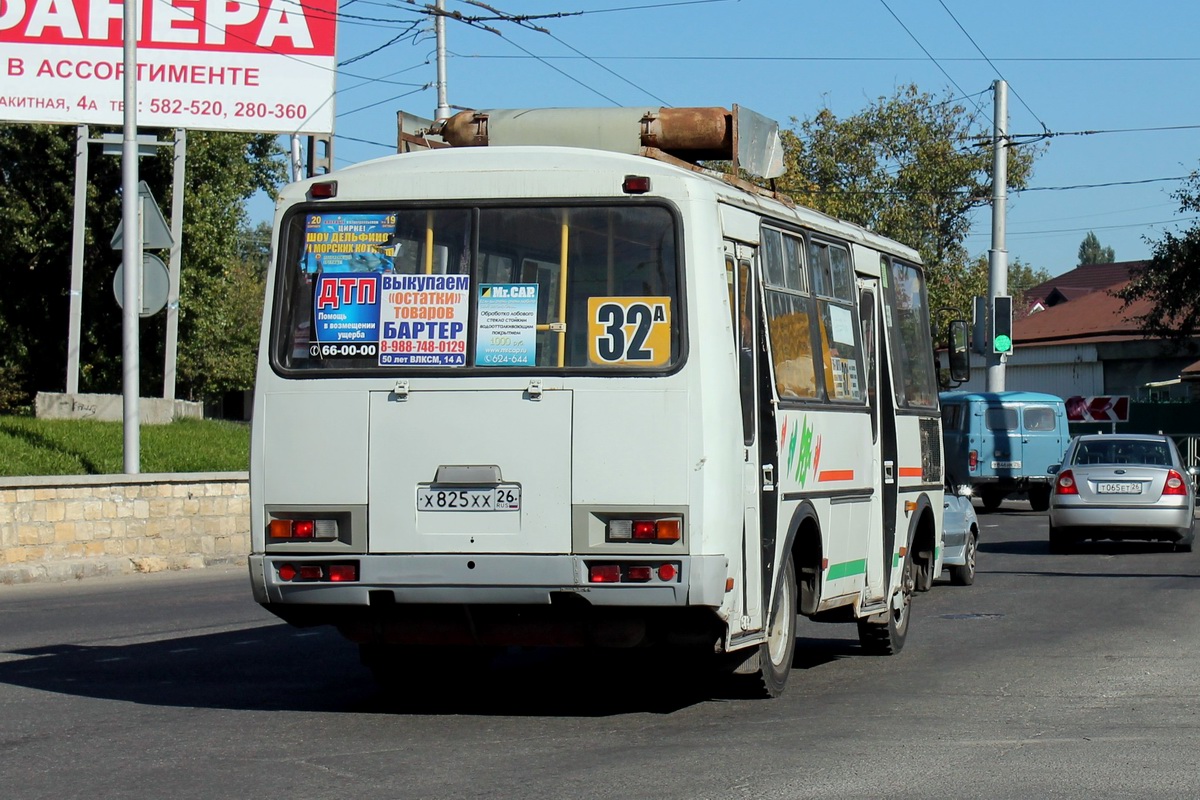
0, 416, 250, 477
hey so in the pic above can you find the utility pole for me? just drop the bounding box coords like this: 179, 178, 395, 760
434, 0, 451, 121
120, 0, 141, 473
986, 79, 1009, 392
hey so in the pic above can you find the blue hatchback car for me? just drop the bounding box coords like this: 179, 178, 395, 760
940, 391, 1070, 512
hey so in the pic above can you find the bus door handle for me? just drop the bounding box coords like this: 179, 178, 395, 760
884, 460, 895, 484
762, 464, 776, 492
392, 380, 410, 400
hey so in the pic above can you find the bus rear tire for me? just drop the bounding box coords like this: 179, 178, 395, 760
857, 551, 913, 655
737, 558, 796, 698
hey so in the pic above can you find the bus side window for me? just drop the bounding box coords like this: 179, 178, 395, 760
761, 228, 819, 400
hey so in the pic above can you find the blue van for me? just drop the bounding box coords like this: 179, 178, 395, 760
940, 391, 1070, 512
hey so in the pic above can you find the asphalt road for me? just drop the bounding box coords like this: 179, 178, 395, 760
2, 501, 1199, 800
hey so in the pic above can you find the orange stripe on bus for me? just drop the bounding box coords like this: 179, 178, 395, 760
898, 467, 924, 478
818, 470, 855, 482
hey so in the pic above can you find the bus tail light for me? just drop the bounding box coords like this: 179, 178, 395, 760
587, 562, 681, 584
1055, 469, 1078, 495
275, 561, 359, 582
606, 517, 682, 543
1163, 470, 1188, 496
968, 450, 978, 471
268, 518, 338, 541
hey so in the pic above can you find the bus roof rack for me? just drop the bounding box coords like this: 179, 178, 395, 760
397, 105, 786, 181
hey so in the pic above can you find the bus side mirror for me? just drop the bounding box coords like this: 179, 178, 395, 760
947, 319, 970, 385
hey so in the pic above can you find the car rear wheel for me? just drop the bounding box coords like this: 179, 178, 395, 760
949, 530, 978, 586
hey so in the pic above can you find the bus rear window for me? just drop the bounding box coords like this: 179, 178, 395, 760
271, 204, 680, 373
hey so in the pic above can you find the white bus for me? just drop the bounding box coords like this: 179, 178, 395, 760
249, 107, 964, 697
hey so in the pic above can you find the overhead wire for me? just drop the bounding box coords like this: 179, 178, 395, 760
876, 0, 986, 119
462, 0, 671, 106
934, 0, 1049, 136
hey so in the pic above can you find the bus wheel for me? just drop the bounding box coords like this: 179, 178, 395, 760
740, 558, 796, 698
857, 551, 912, 655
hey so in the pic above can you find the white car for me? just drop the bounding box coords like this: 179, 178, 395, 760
942, 484, 980, 585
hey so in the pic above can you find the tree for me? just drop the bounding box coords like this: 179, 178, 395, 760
1114, 171, 1200, 346
1077, 231, 1115, 265
777, 85, 1042, 320
0, 125, 286, 410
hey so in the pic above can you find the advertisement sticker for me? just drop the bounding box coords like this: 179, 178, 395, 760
303, 213, 399, 274
587, 296, 671, 367
378, 274, 470, 366
476, 283, 538, 367
310, 274, 380, 359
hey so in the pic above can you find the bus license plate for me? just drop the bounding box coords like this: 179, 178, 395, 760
1097, 482, 1141, 494
417, 486, 521, 511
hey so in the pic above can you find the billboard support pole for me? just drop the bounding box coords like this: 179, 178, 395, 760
66, 124, 88, 394
121, 0, 141, 474
163, 128, 186, 403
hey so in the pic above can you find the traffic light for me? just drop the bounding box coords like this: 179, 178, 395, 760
992, 296, 1013, 354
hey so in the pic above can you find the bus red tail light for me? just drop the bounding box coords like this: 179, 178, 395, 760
607, 517, 682, 543
275, 561, 359, 583
589, 565, 621, 583
625, 566, 652, 582
587, 562, 681, 584
268, 518, 338, 541
968, 450, 978, 471
1055, 469, 1078, 495
328, 564, 358, 582
1163, 470, 1188, 496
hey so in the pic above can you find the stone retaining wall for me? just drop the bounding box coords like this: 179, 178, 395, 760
0, 472, 249, 585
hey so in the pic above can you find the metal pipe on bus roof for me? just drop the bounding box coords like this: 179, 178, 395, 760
438, 107, 733, 158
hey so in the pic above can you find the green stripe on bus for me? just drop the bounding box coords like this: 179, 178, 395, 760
893, 552, 901, 569
826, 559, 867, 580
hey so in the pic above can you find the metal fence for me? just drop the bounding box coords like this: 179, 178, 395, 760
1169, 434, 1200, 469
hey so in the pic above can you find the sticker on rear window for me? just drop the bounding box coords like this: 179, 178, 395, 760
587, 296, 671, 366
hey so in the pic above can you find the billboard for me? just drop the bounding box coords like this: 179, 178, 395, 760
0, 0, 337, 134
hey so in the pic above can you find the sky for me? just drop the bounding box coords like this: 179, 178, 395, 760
285, 0, 1200, 277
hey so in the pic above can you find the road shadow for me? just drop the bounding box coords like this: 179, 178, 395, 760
981, 538, 1192, 557
0, 623, 858, 717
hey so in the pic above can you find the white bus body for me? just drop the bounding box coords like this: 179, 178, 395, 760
249, 110, 945, 696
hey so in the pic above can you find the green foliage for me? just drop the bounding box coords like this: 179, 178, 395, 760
1115, 171, 1200, 346
1078, 231, 1115, 265
0, 416, 249, 476
0, 125, 285, 406
777, 85, 1043, 321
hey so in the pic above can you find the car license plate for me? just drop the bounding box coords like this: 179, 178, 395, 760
417, 485, 521, 511
991, 460, 1022, 469
1097, 482, 1141, 494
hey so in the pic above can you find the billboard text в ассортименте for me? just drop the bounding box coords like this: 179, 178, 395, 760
0, 0, 336, 134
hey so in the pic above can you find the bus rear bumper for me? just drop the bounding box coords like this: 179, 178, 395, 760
249, 553, 729, 608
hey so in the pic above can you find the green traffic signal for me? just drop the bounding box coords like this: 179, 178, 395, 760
994, 333, 1012, 353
